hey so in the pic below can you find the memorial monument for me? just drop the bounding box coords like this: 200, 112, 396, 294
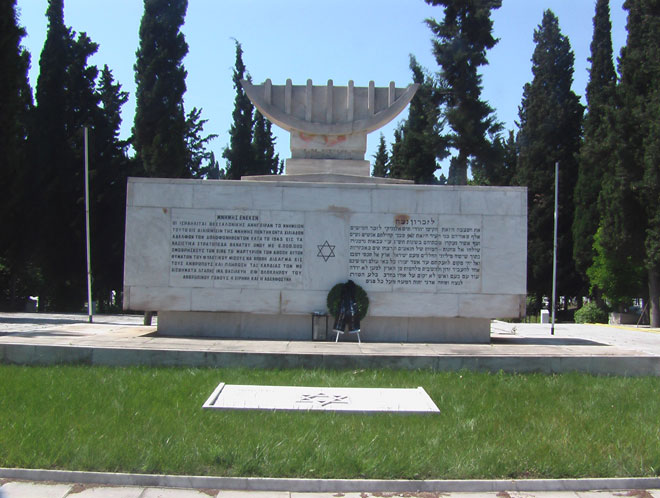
123, 79, 527, 343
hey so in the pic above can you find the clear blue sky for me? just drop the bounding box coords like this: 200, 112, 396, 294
15, 0, 628, 174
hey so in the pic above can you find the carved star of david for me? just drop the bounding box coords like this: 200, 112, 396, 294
317, 240, 336, 262
298, 392, 349, 407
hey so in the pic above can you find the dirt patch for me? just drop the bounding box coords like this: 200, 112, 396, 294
614, 490, 656, 498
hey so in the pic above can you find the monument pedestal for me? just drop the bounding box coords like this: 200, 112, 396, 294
123, 178, 526, 344
158, 311, 490, 343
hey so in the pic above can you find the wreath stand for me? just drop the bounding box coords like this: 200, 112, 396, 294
333, 325, 361, 343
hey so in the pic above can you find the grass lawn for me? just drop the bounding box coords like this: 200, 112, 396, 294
1, 365, 659, 479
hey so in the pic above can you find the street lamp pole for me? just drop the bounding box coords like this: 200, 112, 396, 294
551, 162, 558, 335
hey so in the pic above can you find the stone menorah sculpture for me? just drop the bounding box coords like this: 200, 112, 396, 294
242, 79, 419, 177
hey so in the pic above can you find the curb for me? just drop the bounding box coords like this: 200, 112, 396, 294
2, 343, 660, 376
2, 468, 660, 493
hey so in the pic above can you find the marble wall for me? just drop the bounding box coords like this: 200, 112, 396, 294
124, 178, 526, 341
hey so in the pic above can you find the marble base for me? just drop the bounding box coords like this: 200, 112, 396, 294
241, 173, 413, 184
158, 311, 491, 343
285, 158, 370, 176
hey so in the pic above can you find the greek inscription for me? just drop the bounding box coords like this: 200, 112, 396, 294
170, 211, 304, 286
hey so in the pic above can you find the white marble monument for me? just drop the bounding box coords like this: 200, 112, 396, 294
123, 78, 527, 343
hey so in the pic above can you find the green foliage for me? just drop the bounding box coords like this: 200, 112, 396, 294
89, 66, 133, 309
515, 10, 584, 302
18, 0, 134, 311
388, 56, 447, 184
223, 40, 254, 180
587, 228, 644, 311
573, 301, 608, 324
133, 0, 190, 178
525, 294, 542, 316
3, 365, 660, 479
185, 106, 219, 179
251, 110, 281, 176
573, 0, 617, 297
222, 42, 282, 179
31, 0, 104, 310
326, 282, 369, 321
0, 0, 35, 309
425, 0, 502, 185
371, 133, 389, 178
596, 0, 660, 325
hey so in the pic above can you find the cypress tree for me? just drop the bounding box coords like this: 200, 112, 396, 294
388, 127, 404, 179
387, 56, 447, 184
643, 89, 660, 326
32, 0, 102, 310
185, 106, 218, 178
572, 0, 617, 299
90, 66, 133, 310
222, 41, 281, 179
599, 0, 660, 325
515, 10, 584, 304
0, 0, 34, 308
133, 0, 189, 178
372, 133, 389, 178
425, 0, 502, 185
223, 40, 254, 180
251, 110, 281, 176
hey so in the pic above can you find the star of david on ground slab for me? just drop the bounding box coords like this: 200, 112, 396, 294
203, 383, 440, 414
317, 240, 336, 262
298, 393, 349, 407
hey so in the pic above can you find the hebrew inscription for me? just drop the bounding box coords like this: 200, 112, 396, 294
348, 214, 481, 292
170, 210, 304, 287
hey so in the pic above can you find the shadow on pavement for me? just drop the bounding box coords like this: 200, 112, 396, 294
0, 331, 87, 338
0, 316, 83, 326
491, 336, 606, 346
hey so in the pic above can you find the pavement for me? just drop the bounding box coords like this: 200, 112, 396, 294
2, 312, 660, 497
2, 479, 660, 497
1, 313, 660, 375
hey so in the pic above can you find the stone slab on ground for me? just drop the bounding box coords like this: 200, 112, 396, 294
65, 485, 144, 497
203, 383, 439, 414
0, 481, 72, 498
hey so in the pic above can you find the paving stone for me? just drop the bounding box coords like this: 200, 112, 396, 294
0, 481, 72, 498
140, 487, 220, 497
67, 484, 145, 497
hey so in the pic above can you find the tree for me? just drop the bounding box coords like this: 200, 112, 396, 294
0, 0, 35, 309
425, 0, 502, 185
223, 40, 254, 180
133, 0, 189, 178
372, 133, 389, 177
251, 110, 281, 176
31, 0, 102, 310
387, 56, 447, 184
469, 129, 516, 186
222, 41, 281, 179
572, 0, 617, 298
89, 66, 133, 310
599, 0, 660, 326
515, 10, 584, 304
185, 106, 218, 178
